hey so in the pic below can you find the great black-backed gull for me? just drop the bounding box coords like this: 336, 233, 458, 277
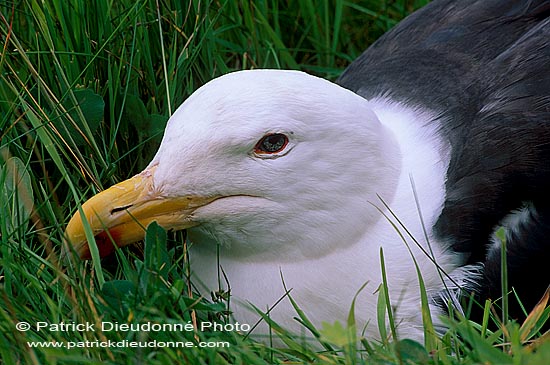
65, 0, 550, 341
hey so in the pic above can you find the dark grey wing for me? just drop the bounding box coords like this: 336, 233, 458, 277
338, 0, 550, 321
437, 17, 550, 321
435, 17, 550, 262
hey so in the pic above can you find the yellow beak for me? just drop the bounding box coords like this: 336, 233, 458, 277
64, 167, 217, 259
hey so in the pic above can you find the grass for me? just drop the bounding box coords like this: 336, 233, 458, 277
1, 0, 549, 363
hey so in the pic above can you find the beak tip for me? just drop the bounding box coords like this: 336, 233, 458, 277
60, 240, 86, 262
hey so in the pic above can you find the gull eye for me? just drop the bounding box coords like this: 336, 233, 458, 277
254, 133, 289, 154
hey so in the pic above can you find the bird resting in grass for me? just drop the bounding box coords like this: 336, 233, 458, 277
65, 0, 550, 341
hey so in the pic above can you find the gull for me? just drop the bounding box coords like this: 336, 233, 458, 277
65, 0, 550, 341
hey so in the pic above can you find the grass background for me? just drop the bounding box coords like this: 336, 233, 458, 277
1, 0, 549, 363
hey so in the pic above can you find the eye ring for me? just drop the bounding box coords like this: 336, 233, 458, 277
254, 133, 289, 154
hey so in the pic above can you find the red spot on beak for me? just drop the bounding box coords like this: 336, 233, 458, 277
80, 230, 119, 260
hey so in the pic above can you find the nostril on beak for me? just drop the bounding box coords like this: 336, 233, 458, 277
110, 205, 133, 215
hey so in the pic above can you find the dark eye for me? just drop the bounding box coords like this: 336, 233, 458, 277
254, 133, 289, 154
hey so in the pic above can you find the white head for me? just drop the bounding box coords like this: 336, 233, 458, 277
66, 69, 401, 262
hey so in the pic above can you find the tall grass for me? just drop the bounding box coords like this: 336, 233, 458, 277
1, 0, 549, 364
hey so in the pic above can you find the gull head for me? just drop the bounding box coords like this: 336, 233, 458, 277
65, 69, 400, 263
